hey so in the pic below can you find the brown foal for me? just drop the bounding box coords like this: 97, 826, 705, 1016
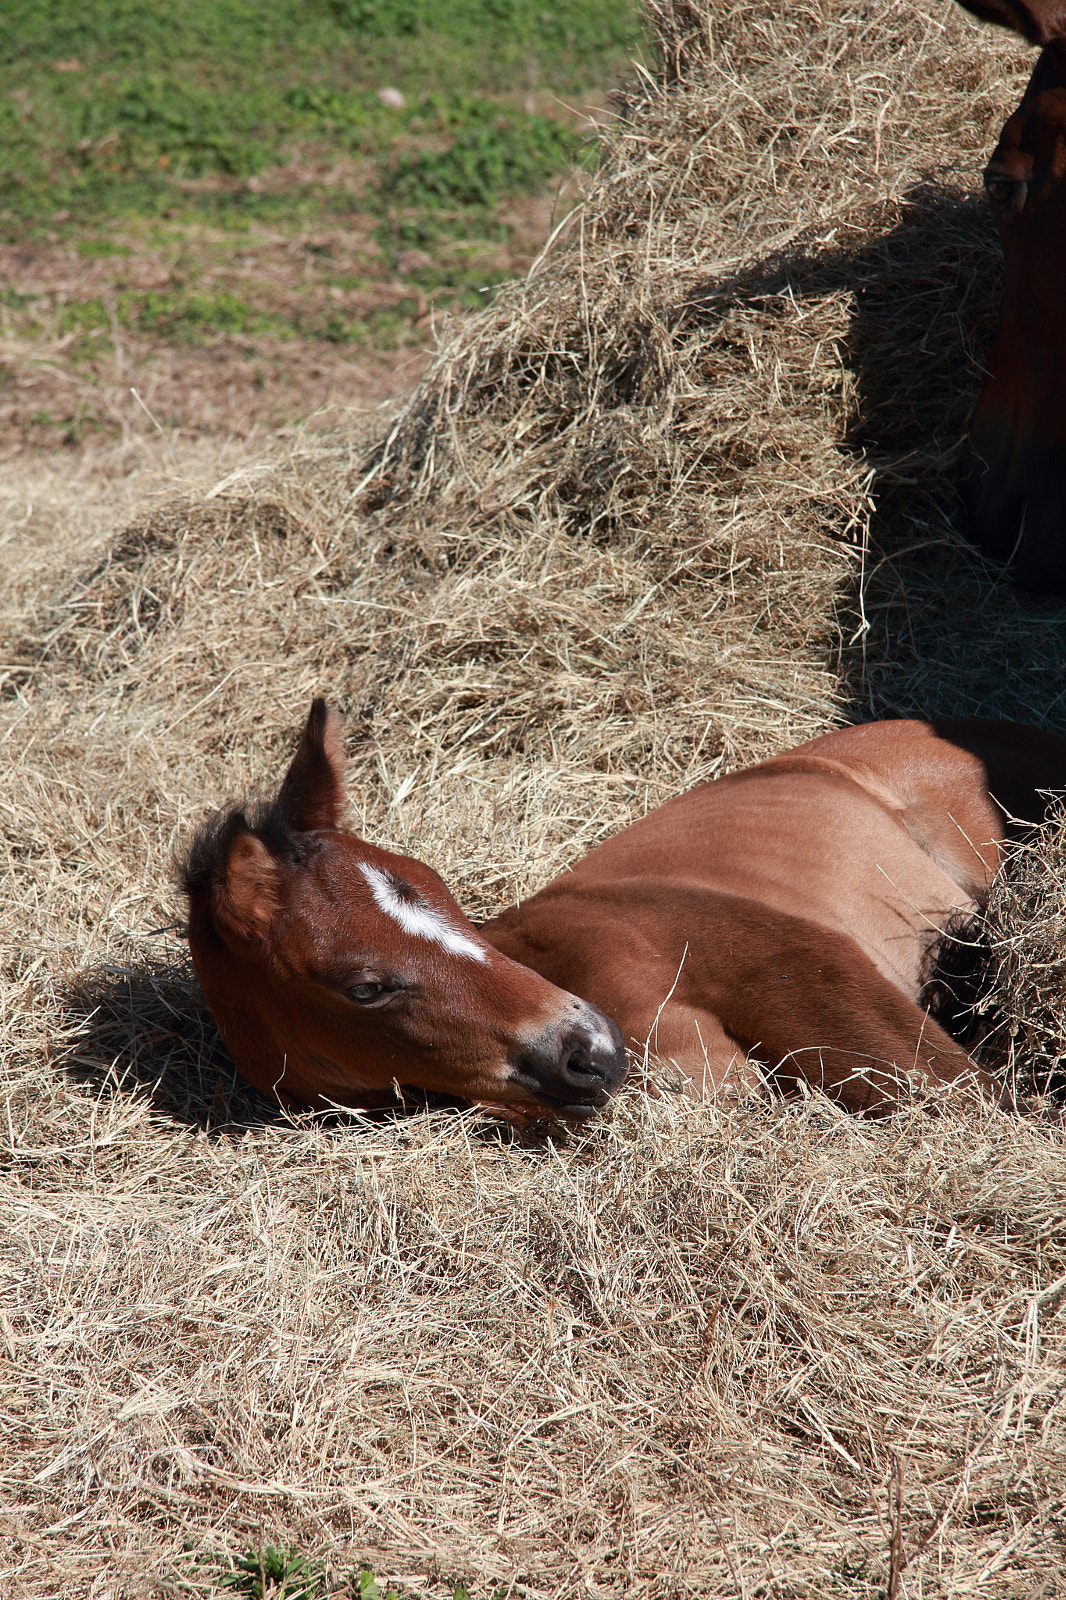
179, 702, 1066, 1119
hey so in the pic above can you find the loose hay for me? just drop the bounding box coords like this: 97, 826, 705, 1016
981, 805, 1066, 1102
4, 2, 1066, 1596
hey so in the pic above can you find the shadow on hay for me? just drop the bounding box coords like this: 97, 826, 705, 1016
57, 952, 549, 1140
834, 183, 1066, 727
57, 952, 290, 1133
687, 180, 1066, 729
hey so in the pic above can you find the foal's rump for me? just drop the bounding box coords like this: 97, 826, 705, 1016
767, 718, 1066, 900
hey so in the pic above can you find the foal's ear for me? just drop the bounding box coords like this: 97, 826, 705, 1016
276, 698, 348, 833
955, 0, 1064, 46
213, 831, 280, 952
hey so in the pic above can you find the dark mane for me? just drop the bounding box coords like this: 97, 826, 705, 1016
175, 790, 321, 899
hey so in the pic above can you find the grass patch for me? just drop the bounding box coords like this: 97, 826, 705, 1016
217, 1547, 326, 1600
0, 0, 637, 377
212, 1548, 488, 1600
0, 0, 638, 230
125, 286, 284, 341
72, 236, 132, 256
56, 296, 110, 335
383, 111, 577, 209
327, 0, 632, 54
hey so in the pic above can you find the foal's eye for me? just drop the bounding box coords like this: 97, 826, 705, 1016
348, 981, 384, 1004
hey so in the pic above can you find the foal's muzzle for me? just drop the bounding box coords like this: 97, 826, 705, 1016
510, 1000, 628, 1118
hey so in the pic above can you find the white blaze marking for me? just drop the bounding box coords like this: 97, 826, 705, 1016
359, 863, 487, 963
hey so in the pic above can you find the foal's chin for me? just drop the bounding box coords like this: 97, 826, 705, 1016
472, 1072, 627, 1126
472, 1095, 614, 1127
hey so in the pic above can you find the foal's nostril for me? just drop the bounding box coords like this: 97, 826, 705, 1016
565, 1049, 603, 1081
509, 1003, 627, 1113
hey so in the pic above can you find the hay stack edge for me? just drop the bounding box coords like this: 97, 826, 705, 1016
3, 2, 1066, 1594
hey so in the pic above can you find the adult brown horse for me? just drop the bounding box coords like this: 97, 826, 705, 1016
958, 1, 1066, 591
179, 701, 1066, 1120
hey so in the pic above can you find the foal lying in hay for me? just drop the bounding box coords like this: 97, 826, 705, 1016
181, 700, 1066, 1118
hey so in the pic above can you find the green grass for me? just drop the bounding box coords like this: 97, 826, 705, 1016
217, 1546, 325, 1600
212, 1546, 495, 1600
0, 0, 639, 400
0, 0, 639, 231
384, 112, 575, 209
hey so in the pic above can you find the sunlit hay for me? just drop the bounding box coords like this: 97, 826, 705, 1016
4, 3, 1066, 1597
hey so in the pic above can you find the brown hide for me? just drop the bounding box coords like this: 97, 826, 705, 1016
485, 719, 1066, 1112
182, 706, 1066, 1118
958, 4, 1066, 589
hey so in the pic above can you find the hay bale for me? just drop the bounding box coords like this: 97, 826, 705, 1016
980, 805, 1066, 1099
4, 2, 1066, 1596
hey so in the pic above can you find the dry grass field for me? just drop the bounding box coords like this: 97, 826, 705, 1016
4, 1, 1066, 1595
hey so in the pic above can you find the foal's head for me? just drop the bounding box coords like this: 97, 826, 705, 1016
179, 700, 627, 1118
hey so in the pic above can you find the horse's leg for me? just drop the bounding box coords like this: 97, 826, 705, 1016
770, 1001, 990, 1115
712, 921, 998, 1115
608, 914, 994, 1114
631, 1000, 763, 1099
631, 978, 992, 1116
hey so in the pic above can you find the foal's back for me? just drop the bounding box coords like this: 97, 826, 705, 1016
485, 720, 1066, 1108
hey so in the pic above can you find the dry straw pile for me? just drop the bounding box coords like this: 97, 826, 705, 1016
4, 1, 1066, 1594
